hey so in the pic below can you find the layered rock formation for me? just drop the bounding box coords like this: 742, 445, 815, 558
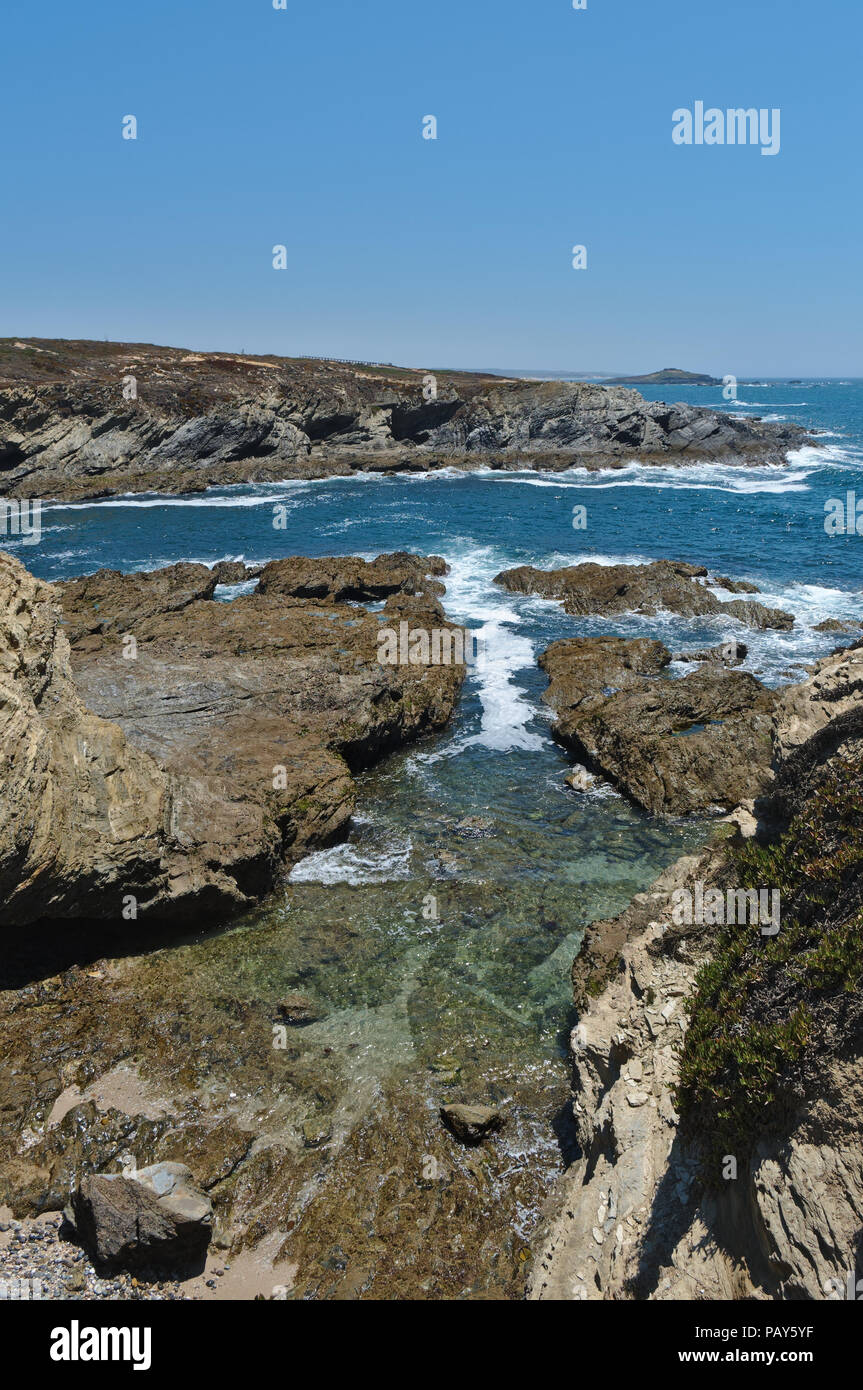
528, 642, 863, 1301
0, 550, 465, 927
495, 559, 794, 630
0, 339, 809, 501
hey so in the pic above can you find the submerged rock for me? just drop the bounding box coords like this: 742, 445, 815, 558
440, 1104, 504, 1145
276, 993, 323, 1026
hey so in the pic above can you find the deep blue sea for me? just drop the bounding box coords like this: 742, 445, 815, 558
8, 380, 863, 1215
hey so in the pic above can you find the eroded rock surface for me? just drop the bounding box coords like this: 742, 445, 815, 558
540, 636, 776, 815
0, 550, 466, 926
496, 560, 794, 630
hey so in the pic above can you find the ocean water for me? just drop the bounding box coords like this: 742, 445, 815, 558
8, 380, 863, 1291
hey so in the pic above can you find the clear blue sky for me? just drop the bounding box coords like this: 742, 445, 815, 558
1, 0, 859, 375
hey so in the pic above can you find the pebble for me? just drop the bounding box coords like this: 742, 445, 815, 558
0, 1215, 192, 1301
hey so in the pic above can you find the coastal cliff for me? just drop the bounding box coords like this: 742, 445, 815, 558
528, 639, 863, 1301
0, 339, 809, 501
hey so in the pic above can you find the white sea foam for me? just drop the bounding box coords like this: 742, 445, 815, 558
288, 834, 413, 885
410, 545, 546, 756
527, 460, 818, 495
48, 489, 307, 512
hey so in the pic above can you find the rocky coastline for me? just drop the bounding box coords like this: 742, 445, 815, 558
2, 536, 860, 1301
0, 339, 811, 502
528, 637, 863, 1301
0, 549, 464, 926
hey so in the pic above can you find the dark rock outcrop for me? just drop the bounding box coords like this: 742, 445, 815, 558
539, 636, 776, 815
0, 339, 811, 501
495, 560, 794, 630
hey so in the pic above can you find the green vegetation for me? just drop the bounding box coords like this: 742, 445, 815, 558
674, 760, 863, 1163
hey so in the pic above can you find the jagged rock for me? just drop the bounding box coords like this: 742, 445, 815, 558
539, 636, 776, 815
0, 340, 810, 502
713, 575, 760, 594
495, 560, 793, 630
440, 1104, 504, 1145
68, 1164, 212, 1271
0, 550, 466, 927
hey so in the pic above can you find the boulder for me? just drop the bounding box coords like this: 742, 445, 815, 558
68, 1163, 212, 1271
440, 1104, 504, 1146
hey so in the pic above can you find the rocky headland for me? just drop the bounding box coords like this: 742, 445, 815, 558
0, 339, 810, 501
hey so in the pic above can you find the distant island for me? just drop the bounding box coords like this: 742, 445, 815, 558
603, 367, 721, 386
